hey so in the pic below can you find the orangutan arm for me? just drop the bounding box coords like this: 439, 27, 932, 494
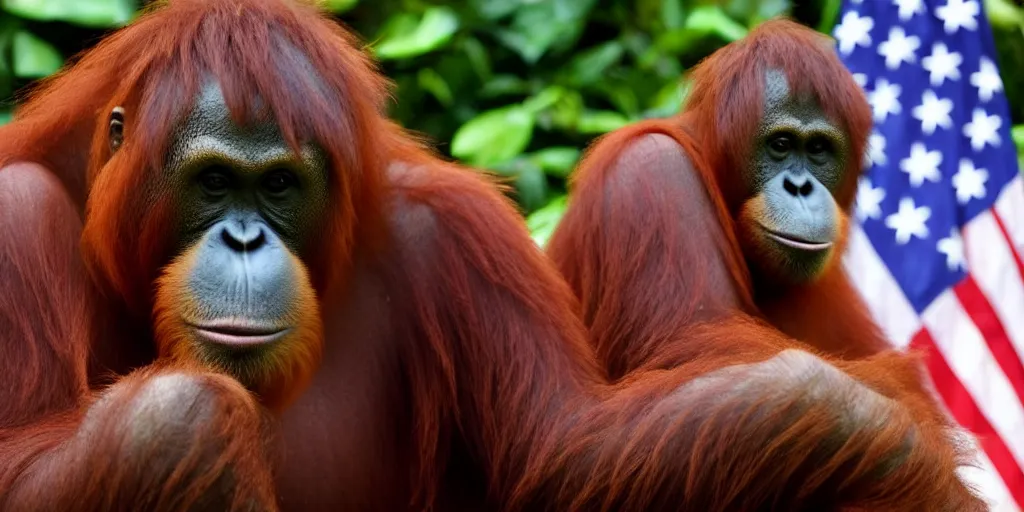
547, 125, 755, 379
0, 163, 91, 427
388, 163, 985, 512
1, 366, 278, 512
0, 164, 276, 511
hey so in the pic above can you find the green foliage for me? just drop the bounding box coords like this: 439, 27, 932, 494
3, 0, 134, 28
452, 104, 535, 168
12, 29, 61, 78
371, 0, 787, 221
526, 194, 568, 247
321, 0, 359, 14
372, 6, 459, 60
2, 0, 1024, 246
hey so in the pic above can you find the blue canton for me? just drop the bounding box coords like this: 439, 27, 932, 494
833, 0, 1021, 312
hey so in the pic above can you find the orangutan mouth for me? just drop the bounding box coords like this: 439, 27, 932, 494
760, 226, 833, 252
189, 319, 290, 347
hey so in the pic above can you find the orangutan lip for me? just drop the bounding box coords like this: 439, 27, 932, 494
188, 320, 290, 347
760, 226, 833, 252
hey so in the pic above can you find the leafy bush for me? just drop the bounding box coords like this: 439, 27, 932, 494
2, 0, 1023, 244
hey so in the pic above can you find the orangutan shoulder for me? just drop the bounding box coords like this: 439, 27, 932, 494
384, 159, 522, 258
603, 132, 707, 202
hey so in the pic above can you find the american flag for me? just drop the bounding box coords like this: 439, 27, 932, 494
833, 0, 1024, 509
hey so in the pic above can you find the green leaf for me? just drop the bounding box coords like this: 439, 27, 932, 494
417, 68, 453, 107
817, 0, 844, 34
544, 89, 584, 132
522, 86, 567, 115
1012, 124, 1024, 150
595, 82, 641, 118
451, 105, 535, 167
461, 36, 492, 81
684, 5, 748, 42
471, 0, 522, 20
2, 0, 136, 28
479, 75, 533, 98
373, 7, 460, 60
529, 147, 580, 178
0, 15, 17, 97
564, 41, 624, 87
496, 0, 598, 64
0, 110, 11, 126
985, 0, 1024, 30
514, 161, 548, 212
320, 0, 358, 13
526, 194, 568, 247
748, 0, 790, 25
644, 78, 687, 118
12, 30, 62, 78
723, 0, 790, 25
577, 110, 630, 134
655, 28, 708, 56
661, 0, 685, 30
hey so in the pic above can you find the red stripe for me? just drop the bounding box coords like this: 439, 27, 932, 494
910, 329, 1024, 508
992, 211, 1024, 291
954, 277, 1024, 408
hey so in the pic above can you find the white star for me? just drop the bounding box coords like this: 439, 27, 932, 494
893, 0, 925, 20
922, 43, 963, 86
952, 159, 989, 204
970, 57, 1003, 102
856, 176, 886, 222
937, 228, 967, 272
899, 142, 943, 187
962, 108, 1002, 151
834, 11, 874, 55
935, 0, 979, 34
868, 131, 887, 166
868, 78, 902, 122
878, 27, 920, 70
853, 73, 869, 89
885, 197, 931, 244
911, 90, 953, 135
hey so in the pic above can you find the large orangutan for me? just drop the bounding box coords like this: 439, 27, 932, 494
548, 18, 985, 509
0, 3, 981, 511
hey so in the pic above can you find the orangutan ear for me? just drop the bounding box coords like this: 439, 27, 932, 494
109, 106, 125, 154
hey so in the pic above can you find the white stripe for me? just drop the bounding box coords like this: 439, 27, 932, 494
842, 223, 921, 349
922, 290, 1024, 470
845, 221, 1023, 508
994, 175, 1024, 255
958, 436, 1022, 512
963, 210, 1024, 376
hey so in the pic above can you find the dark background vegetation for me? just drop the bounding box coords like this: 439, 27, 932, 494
2, 0, 1024, 244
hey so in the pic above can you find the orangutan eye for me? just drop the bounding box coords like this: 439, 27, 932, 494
109, 106, 125, 153
262, 170, 296, 196
768, 135, 792, 155
198, 168, 231, 196
807, 137, 831, 155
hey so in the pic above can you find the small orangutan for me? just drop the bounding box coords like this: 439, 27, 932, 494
0, 3, 984, 511
547, 18, 987, 511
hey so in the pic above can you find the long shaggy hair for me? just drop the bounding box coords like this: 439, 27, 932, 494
0, 0, 401, 309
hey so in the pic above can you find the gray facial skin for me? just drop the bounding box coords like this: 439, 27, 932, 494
746, 69, 850, 281
166, 81, 330, 253
156, 81, 330, 347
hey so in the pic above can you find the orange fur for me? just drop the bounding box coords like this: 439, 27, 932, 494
736, 195, 850, 283
1, 364, 278, 511
548, 19, 987, 510
677, 19, 888, 357
152, 244, 323, 413
0, 4, 987, 510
